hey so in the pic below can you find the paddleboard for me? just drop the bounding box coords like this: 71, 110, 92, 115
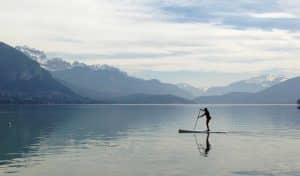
178, 129, 227, 134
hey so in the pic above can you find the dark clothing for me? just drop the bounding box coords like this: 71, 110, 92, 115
204, 110, 211, 120
206, 118, 211, 123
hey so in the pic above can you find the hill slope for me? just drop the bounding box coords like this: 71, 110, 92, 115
252, 76, 300, 104
0, 42, 83, 103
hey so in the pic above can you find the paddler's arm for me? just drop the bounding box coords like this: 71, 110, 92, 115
198, 113, 205, 118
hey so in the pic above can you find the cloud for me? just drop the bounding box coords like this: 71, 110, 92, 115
0, 0, 300, 86
247, 12, 297, 19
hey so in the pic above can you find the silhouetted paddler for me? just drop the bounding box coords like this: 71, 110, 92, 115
199, 108, 211, 131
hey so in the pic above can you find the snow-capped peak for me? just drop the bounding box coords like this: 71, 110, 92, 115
71, 62, 123, 73
16, 45, 48, 64
44, 58, 73, 71
72, 61, 88, 68
244, 74, 287, 85
89, 64, 121, 72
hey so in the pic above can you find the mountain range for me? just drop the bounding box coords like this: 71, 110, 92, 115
51, 64, 192, 100
16, 46, 194, 99
15, 46, 288, 97
9, 44, 300, 104
0, 43, 194, 104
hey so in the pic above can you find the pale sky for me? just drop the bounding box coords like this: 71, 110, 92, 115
1, 0, 300, 88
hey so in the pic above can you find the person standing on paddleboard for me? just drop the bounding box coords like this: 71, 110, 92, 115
199, 108, 211, 131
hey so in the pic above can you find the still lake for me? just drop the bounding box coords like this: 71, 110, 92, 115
0, 104, 300, 176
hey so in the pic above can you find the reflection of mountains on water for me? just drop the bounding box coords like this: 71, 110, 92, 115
0, 105, 187, 169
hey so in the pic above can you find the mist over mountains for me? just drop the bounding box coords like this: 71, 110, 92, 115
5, 43, 298, 104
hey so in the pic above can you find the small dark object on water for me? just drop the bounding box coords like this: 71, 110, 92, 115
8, 122, 12, 127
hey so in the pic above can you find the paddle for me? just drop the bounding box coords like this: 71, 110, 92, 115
193, 108, 202, 130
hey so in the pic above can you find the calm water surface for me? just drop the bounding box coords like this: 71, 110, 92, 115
0, 105, 299, 176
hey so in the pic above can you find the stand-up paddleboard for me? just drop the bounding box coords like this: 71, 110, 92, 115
178, 129, 227, 134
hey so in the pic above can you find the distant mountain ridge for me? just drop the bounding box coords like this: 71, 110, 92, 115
195, 76, 300, 104
204, 74, 287, 95
51, 65, 192, 100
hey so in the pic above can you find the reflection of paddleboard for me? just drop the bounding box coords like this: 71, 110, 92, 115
178, 129, 227, 134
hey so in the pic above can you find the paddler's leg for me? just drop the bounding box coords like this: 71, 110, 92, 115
206, 118, 210, 131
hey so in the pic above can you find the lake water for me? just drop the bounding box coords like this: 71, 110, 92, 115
0, 105, 299, 176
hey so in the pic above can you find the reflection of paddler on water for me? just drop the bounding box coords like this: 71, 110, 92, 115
194, 133, 211, 157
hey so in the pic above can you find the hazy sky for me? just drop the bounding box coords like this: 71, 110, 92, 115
1, 0, 300, 88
